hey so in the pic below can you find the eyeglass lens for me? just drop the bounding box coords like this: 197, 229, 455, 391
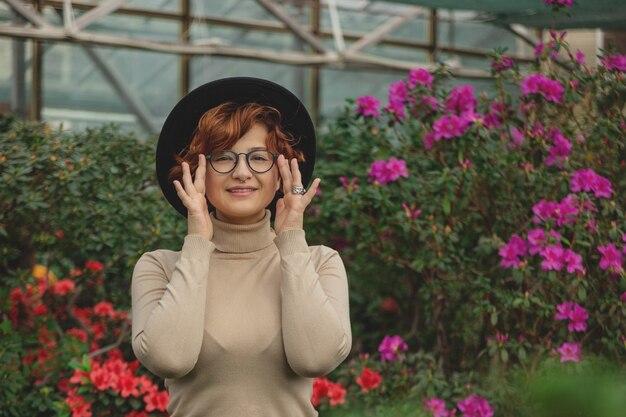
209, 150, 275, 173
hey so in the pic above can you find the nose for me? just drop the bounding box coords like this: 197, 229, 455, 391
232, 153, 252, 180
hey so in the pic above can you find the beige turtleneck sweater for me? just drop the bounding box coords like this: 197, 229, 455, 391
131, 210, 351, 417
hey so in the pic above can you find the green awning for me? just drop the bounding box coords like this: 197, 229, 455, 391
383, 0, 626, 30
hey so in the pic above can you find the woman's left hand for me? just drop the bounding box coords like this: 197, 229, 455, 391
274, 154, 321, 235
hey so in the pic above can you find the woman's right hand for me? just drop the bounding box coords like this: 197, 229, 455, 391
173, 154, 213, 240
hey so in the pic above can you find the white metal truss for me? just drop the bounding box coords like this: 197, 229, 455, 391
0, 0, 500, 78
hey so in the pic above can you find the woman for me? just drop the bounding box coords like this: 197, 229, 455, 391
131, 77, 352, 417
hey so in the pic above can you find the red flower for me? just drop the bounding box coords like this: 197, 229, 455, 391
136, 375, 157, 395
89, 367, 114, 391
327, 381, 346, 406
93, 301, 117, 320
380, 297, 399, 314
311, 377, 329, 407
355, 367, 382, 392
85, 260, 104, 273
66, 328, 88, 342
56, 230, 64, 239
144, 390, 169, 412
69, 369, 90, 385
116, 370, 140, 398
52, 279, 75, 296
65, 390, 92, 417
311, 377, 346, 407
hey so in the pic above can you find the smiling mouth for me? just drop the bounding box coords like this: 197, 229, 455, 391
227, 188, 257, 193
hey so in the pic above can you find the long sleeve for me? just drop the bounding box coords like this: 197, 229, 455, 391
274, 229, 352, 377
131, 235, 215, 379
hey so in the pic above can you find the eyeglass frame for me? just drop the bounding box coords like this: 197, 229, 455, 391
205, 149, 279, 174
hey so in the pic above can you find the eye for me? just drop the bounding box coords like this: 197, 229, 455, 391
250, 151, 271, 161
212, 152, 235, 162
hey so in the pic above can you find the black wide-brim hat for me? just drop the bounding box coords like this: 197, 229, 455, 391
156, 77, 316, 218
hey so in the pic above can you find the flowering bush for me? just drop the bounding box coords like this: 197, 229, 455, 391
0, 260, 168, 417
306, 7, 626, 414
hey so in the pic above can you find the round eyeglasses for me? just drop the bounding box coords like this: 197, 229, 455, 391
206, 150, 278, 174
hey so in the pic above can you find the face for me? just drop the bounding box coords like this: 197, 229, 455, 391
205, 123, 281, 225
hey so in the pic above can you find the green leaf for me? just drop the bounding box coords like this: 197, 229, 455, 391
490, 311, 498, 326
443, 198, 451, 215
577, 286, 587, 302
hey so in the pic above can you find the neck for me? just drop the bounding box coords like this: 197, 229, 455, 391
210, 210, 275, 253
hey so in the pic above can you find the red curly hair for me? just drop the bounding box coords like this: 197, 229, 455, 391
168, 102, 305, 184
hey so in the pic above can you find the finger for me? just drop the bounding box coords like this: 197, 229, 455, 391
290, 158, 302, 186
173, 180, 190, 205
181, 162, 195, 194
194, 154, 206, 192
277, 155, 293, 192
303, 178, 321, 201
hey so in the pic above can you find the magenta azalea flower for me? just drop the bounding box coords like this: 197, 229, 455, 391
356, 95, 381, 118
557, 342, 581, 363
540, 245, 564, 271
457, 393, 494, 417
570, 168, 614, 199
491, 56, 514, 72
432, 114, 470, 140
598, 244, 623, 273
545, 130, 572, 168
423, 397, 453, 417
378, 335, 408, 362
408, 68, 434, 90
532, 199, 559, 224
368, 157, 408, 185
562, 248, 585, 275
621, 292, 626, 303
554, 195, 579, 227
575, 49, 585, 65
499, 235, 527, 268
520, 74, 564, 104
601, 53, 626, 72
555, 301, 588, 332
445, 85, 477, 115
544, 0, 574, 8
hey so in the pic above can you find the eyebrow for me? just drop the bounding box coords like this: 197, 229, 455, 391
248, 147, 267, 151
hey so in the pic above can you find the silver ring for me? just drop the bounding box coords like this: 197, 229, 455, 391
291, 185, 306, 195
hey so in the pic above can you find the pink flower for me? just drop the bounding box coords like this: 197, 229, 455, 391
445, 85, 477, 115
491, 56, 514, 72
620, 292, 626, 303
545, 130, 571, 167
540, 245, 564, 271
555, 301, 588, 332
423, 397, 453, 417
496, 332, 509, 344
339, 176, 359, 192
575, 50, 585, 65
532, 199, 559, 224
527, 228, 561, 255
457, 393, 494, 417
368, 158, 408, 185
378, 335, 408, 362
601, 53, 626, 72
408, 68, 434, 89
402, 202, 421, 220
499, 235, 527, 268
356, 96, 381, 118
520, 74, 564, 104
598, 244, 623, 273
432, 114, 470, 140
544, 0, 574, 8
554, 195, 578, 227
509, 127, 525, 149
562, 248, 585, 275
557, 342, 581, 363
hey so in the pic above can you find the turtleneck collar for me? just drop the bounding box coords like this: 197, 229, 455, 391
210, 210, 276, 253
